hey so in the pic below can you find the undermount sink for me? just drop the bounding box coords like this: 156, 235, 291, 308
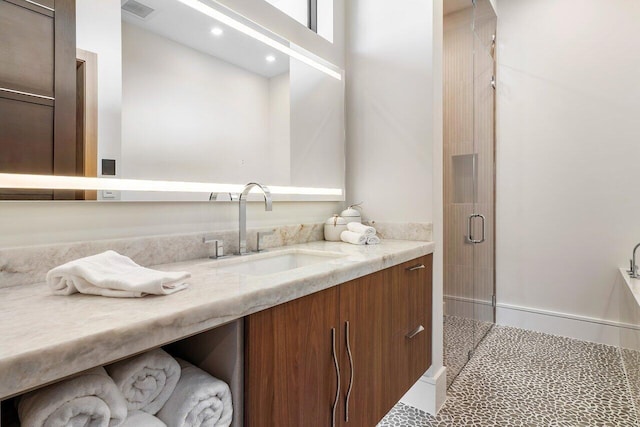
214, 249, 346, 277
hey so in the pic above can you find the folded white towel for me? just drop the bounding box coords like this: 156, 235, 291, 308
340, 230, 367, 245
18, 366, 127, 427
106, 349, 181, 415
47, 250, 190, 298
347, 222, 376, 236
366, 235, 381, 245
122, 411, 168, 427
157, 359, 233, 427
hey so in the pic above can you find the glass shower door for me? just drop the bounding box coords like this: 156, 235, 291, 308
443, 3, 476, 388
443, 0, 496, 389
471, 0, 497, 349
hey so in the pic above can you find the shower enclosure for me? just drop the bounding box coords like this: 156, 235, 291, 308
443, 0, 497, 388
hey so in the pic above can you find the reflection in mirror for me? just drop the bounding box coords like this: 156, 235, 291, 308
119, 0, 344, 201
0, 0, 344, 201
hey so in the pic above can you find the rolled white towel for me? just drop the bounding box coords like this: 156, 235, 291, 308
105, 349, 181, 415
157, 359, 232, 427
122, 411, 167, 427
47, 250, 190, 298
18, 367, 127, 427
347, 222, 376, 236
340, 230, 367, 245
366, 235, 381, 245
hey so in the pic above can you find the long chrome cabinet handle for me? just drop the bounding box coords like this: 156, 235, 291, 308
345, 321, 354, 422
406, 325, 425, 339
406, 264, 425, 271
331, 328, 340, 427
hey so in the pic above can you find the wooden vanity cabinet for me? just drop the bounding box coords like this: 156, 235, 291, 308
245, 254, 433, 427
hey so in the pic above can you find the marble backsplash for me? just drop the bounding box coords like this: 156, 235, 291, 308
0, 223, 324, 289
0, 221, 431, 289
365, 221, 433, 241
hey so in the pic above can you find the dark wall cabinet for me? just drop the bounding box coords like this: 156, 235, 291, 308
0, 0, 76, 199
245, 255, 433, 427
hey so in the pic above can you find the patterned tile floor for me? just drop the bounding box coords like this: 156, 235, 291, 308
443, 315, 493, 388
378, 325, 639, 426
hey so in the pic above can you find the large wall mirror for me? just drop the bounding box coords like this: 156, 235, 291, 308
0, 0, 345, 201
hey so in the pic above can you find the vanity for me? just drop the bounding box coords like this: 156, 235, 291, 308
0, 239, 434, 426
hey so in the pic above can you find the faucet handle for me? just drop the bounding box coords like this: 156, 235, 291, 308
257, 230, 276, 252
203, 236, 224, 259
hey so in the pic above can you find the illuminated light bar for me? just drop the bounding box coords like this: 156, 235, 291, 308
176, 0, 343, 81
0, 173, 343, 196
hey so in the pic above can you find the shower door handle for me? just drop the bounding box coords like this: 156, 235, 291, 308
468, 214, 486, 244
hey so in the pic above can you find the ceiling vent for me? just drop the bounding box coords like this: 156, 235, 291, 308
121, 0, 155, 20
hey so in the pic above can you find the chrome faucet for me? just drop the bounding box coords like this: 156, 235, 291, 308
238, 183, 272, 255
630, 243, 640, 278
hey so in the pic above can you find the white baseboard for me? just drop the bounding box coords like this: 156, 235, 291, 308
400, 366, 447, 416
496, 302, 640, 347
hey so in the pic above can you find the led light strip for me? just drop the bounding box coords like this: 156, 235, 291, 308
0, 173, 343, 196
176, 0, 342, 81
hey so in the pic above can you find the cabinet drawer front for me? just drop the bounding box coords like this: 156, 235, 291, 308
400, 255, 433, 384
0, 0, 54, 98
245, 287, 340, 427
0, 97, 53, 174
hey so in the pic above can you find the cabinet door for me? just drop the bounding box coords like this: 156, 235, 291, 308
398, 255, 433, 388
0, 0, 77, 200
339, 268, 403, 426
245, 286, 341, 427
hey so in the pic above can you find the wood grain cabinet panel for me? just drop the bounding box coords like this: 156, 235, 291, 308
0, 0, 77, 199
0, 0, 54, 97
244, 286, 341, 427
245, 256, 433, 427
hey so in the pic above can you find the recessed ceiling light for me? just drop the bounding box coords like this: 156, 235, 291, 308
266, 55, 276, 63
177, 0, 342, 80
211, 27, 223, 36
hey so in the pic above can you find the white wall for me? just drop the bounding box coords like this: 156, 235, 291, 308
346, 0, 444, 414
268, 72, 291, 185
121, 23, 289, 185
76, 0, 122, 176
346, 0, 434, 220
290, 57, 345, 189
496, 0, 640, 337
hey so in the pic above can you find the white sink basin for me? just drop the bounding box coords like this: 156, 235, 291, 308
214, 249, 345, 277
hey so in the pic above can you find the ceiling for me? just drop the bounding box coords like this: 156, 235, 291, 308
444, 0, 473, 15
121, 0, 290, 78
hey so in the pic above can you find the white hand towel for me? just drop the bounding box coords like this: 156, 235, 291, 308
347, 222, 376, 236
366, 235, 381, 245
340, 230, 367, 245
157, 359, 233, 427
105, 349, 181, 415
122, 411, 167, 427
18, 367, 127, 427
47, 250, 190, 298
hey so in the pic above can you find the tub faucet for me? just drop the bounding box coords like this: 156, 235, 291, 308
630, 243, 640, 278
238, 183, 272, 255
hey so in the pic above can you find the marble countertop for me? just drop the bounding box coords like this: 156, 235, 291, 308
0, 239, 434, 400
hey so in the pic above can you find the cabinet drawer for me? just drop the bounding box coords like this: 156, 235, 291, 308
0, 96, 54, 174
0, 0, 54, 98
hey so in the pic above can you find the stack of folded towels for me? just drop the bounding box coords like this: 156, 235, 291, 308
17, 349, 233, 427
340, 223, 381, 246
